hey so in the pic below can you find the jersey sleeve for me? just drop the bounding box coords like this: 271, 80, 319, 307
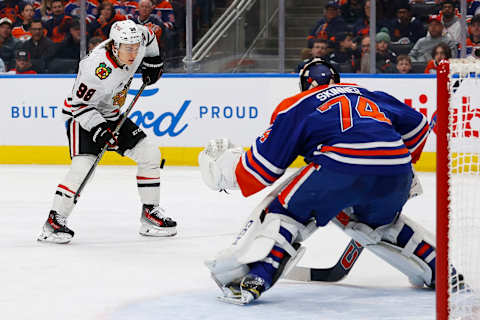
138, 24, 161, 58
372, 91, 429, 163
235, 98, 304, 197
67, 59, 109, 131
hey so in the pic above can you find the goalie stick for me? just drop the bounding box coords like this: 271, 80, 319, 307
284, 115, 438, 283
73, 83, 147, 202
284, 211, 364, 282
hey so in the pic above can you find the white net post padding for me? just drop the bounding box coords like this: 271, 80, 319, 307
447, 58, 480, 320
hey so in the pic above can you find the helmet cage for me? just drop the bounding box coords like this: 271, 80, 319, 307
299, 58, 340, 92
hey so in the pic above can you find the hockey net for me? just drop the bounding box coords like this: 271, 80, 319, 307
437, 59, 480, 320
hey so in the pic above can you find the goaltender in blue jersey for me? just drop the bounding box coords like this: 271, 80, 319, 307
199, 58, 436, 305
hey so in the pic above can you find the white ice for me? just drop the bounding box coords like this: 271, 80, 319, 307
0, 165, 436, 320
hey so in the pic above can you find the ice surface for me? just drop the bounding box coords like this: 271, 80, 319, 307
0, 165, 436, 320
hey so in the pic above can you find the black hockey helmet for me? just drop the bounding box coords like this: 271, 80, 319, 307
299, 58, 340, 92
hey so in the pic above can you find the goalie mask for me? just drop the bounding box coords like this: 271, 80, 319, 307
109, 20, 143, 60
299, 58, 340, 92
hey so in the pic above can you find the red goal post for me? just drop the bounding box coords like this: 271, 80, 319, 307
437, 59, 480, 320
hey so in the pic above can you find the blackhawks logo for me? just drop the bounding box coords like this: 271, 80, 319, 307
95, 62, 111, 80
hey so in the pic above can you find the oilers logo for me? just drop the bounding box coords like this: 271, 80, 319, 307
95, 62, 112, 80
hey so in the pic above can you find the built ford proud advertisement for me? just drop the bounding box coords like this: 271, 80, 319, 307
0, 74, 447, 169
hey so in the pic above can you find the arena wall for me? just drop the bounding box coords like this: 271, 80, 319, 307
0, 73, 438, 171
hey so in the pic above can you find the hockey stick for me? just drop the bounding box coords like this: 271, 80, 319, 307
73, 82, 147, 203
285, 116, 439, 283
284, 238, 363, 282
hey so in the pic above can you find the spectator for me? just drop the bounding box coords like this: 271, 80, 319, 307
34, 0, 53, 22
154, 0, 176, 30
467, 46, 480, 60
440, 0, 462, 44
329, 32, 356, 67
0, 17, 19, 70
468, 0, 480, 18
56, 19, 81, 60
18, 18, 56, 73
424, 42, 452, 73
409, 16, 457, 61
396, 54, 412, 73
0, 57, 5, 72
340, 0, 365, 25
44, 0, 73, 43
88, 36, 103, 52
389, 3, 425, 44
132, 0, 164, 34
64, 0, 99, 23
12, 3, 35, 41
295, 39, 329, 72
467, 14, 480, 47
196, 0, 214, 29
375, 28, 397, 72
353, 0, 389, 38
9, 49, 37, 74
88, 1, 126, 40
307, 2, 347, 48
360, 35, 371, 72
0, 0, 23, 22
112, 0, 139, 18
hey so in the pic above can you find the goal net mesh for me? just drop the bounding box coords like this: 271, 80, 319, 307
447, 59, 480, 319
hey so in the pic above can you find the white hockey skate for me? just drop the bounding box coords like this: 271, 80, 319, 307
37, 211, 74, 244
139, 204, 177, 237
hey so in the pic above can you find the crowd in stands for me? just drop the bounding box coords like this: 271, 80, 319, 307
299, 0, 480, 74
0, 0, 223, 73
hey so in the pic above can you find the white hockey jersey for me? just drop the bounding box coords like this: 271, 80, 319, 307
63, 25, 160, 131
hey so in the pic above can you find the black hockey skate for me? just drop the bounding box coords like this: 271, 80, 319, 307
240, 274, 267, 301
139, 204, 177, 237
37, 211, 74, 244
218, 274, 267, 305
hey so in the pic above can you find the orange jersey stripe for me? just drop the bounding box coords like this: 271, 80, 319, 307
278, 163, 317, 206
246, 149, 276, 183
320, 145, 410, 157
235, 157, 267, 197
405, 124, 429, 147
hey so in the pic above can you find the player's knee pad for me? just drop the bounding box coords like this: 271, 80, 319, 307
52, 155, 95, 216
205, 210, 309, 287
342, 213, 435, 287
125, 138, 161, 171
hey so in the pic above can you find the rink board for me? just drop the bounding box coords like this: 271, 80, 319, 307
0, 73, 442, 171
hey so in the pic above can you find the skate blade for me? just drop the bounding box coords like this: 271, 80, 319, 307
37, 232, 72, 244
139, 225, 177, 237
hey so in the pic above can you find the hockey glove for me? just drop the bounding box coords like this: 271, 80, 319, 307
141, 55, 164, 85
92, 122, 118, 150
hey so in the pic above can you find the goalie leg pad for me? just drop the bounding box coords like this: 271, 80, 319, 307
205, 211, 306, 288
341, 214, 436, 287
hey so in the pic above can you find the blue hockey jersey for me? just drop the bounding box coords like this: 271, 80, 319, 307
235, 83, 429, 197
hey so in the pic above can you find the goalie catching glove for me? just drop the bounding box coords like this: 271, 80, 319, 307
198, 138, 243, 191
141, 55, 164, 85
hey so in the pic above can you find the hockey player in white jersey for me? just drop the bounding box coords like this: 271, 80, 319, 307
38, 20, 176, 244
